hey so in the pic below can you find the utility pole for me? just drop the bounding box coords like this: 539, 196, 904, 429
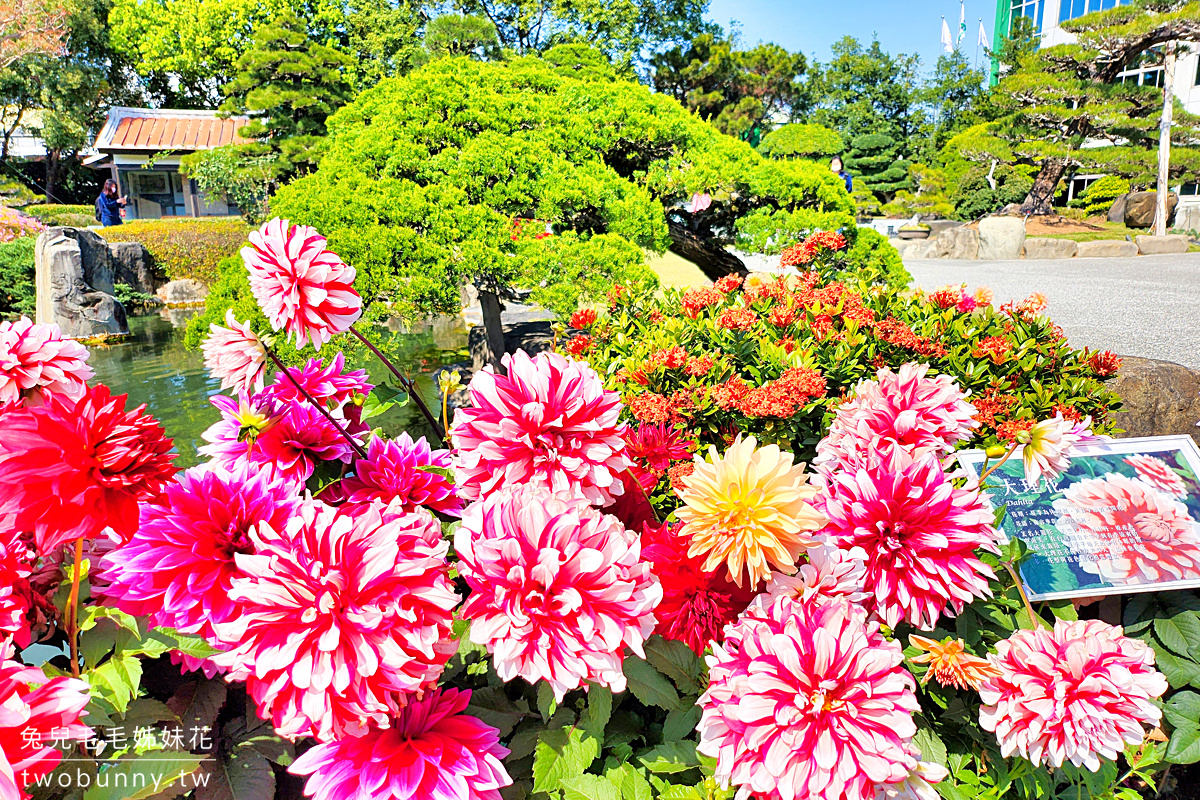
1155, 40, 1177, 237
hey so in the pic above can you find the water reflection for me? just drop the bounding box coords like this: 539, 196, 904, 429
87, 312, 469, 468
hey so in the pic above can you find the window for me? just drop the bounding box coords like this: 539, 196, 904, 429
1012, 0, 1044, 33
1060, 0, 1123, 21
1180, 183, 1200, 196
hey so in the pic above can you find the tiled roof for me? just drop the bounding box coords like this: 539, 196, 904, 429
94, 107, 250, 152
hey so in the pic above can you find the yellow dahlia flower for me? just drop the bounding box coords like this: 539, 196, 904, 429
677, 435, 826, 587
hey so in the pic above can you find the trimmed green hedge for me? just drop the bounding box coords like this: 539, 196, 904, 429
102, 217, 249, 285
0, 236, 36, 315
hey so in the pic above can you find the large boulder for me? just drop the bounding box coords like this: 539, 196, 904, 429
1107, 193, 1128, 224
977, 216, 1026, 260
108, 241, 164, 294
929, 227, 980, 259
1124, 191, 1177, 229
926, 220, 963, 238
34, 227, 128, 338
1076, 240, 1139, 258
894, 239, 933, 260
1109, 356, 1200, 446
157, 279, 209, 306
1135, 234, 1190, 255
1023, 238, 1078, 259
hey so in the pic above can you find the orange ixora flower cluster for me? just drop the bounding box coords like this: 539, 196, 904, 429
1087, 350, 1122, 378
974, 336, 1014, 364
717, 307, 759, 331
779, 230, 849, 267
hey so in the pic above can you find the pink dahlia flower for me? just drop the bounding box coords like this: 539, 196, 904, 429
815, 363, 977, 473
290, 688, 512, 800
0, 384, 177, 551
818, 454, 998, 630
698, 595, 919, 800
1123, 454, 1188, 499
873, 762, 948, 800
264, 352, 372, 434
0, 641, 91, 800
0, 529, 32, 644
342, 433, 462, 517
0, 317, 93, 407
754, 541, 869, 610
1053, 473, 1200, 586
211, 499, 458, 741
201, 309, 268, 395
455, 484, 661, 701
243, 218, 363, 349
100, 461, 302, 647
979, 619, 1167, 772
1019, 414, 1105, 487
451, 350, 633, 506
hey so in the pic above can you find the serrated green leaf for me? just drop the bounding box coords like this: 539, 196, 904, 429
151, 628, 220, 660
605, 764, 652, 800
912, 727, 947, 767
579, 686, 612, 742
1156, 617, 1194, 657
1154, 647, 1200, 689
643, 637, 704, 695
1165, 691, 1200, 730
83, 754, 206, 800
537, 682, 557, 723
86, 654, 143, 715
658, 785, 703, 800
1046, 599, 1077, 622
622, 655, 680, 711
637, 741, 698, 774
81, 606, 141, 636
195, 750, 275, 800
559, 774, 621, 800
1167, 723, 1200, 765
533, 727, 600, 793
466, 687, 527, 739
415, 464, 455, 480
662, 704, 701, 742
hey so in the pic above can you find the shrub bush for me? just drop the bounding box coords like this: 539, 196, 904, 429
1069, 175, 1130, 217
951, 165, 1033, 220
101, 217, 249, 285
0, 236, 36, 315
24, 203, 94, 224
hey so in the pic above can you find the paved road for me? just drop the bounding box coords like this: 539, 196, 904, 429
904, 253, 1200, 370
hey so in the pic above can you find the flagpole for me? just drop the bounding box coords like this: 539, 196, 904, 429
975, 18, 981, 69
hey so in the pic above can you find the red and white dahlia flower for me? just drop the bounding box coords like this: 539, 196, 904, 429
211, 499, 459, 741
201, 309, 268, 395
243, 218, 363, 349
698, 595, 920, 800
0, 641, 91, 800
755, 541, 869, 609
290, 688, 512, 800
0, 317, 93, 408
455, 484, 661, 701
979, 619, 1167, 772
451, 350, 633, 506
815, 363, 976, 473
818, 454, 998, 630
1123, 454, 1188, 499
341, 432, 462, 517
1053, 473, 1200, 586
0, 529, 32, 644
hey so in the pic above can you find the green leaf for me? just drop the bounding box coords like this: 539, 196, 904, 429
657, 786, 704, 800
83, 754, 206, 800
167, 679, 229, 733
537, 682, 557, 723
1046, 599, 1077, 622
1167, 724, 1200, 765
622, 655, 680, 711
1155, 616, 1194, 657
151, 628, 221, 659
86, 653, 143, 715
415, 464, 455, 480
466, 687, 527, 739
559, 774, 621, 800
80, 606, 141, 636
662, 704, 701, 742
605, 765, 652, 800
643, 637, 704, 695
1153, 648, 1200, 689
532, 727, 600, 793
195, 750, 276, 800
579, 686, 612, 742
637, 741, 699, 774
912, 726, 947, 767
1165, 691, 1200, 730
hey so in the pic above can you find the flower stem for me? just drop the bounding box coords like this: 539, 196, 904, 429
66, 537, 84, 679
977, 443, 1019, 486
349, 326, 445, 445
1002, 561, 1046, 630
265, 347, 368, 460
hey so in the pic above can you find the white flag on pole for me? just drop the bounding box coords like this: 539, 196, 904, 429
978, 19, 988, 47
958, 1, 967, 44
941, 17, 953, 53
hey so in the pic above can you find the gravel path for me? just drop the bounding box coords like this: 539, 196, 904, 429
904, 253, 1200, 369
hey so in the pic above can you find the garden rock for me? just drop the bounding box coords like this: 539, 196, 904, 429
158, 278, 209, 306
1076, 240, 1139, 258
1135, 234, 1190, 255
1107, 193, 1128, 224
1023, 238, 1078, 259
929, 227, 979, 259
469, 321, 553, 373
894, 239, 932, 260
34, 227, 128, 338
1124, 191, 1177, 228
1109, 356, 1200, 446
925, 220, 963, 237
977, 216, 1025, 260
108, 240, 164, 294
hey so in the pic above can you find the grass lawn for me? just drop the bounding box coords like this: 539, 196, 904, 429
1027, 221, 1142, 242
646, 250, 709, 290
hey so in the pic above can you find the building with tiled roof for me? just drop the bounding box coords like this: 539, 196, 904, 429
86, 107, 251, 220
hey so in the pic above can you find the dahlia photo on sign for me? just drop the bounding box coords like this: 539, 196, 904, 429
958, 435, 1200, 601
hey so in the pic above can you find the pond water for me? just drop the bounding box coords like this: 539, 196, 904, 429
88, 312, 470, 468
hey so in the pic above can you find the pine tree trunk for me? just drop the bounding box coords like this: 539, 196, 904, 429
45, 148, 61, 203
666, 220, 747, 282
1020, 159, 1068, 215
1155, 41, 1177, 237
478, 289, 507, 375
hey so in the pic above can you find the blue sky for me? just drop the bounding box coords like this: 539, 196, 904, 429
703, 0, 996, 78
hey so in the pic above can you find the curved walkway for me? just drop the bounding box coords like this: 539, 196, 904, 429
904, 253, 1200, 370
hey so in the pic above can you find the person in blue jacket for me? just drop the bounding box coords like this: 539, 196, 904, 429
831, 156, 852, 193
95, 179, 127, 226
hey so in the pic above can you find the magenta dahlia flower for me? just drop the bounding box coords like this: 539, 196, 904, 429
290, 688, 512, 800
979, 619, 1167, 772
451, 350, 633, 506
1053, 473, 1200, 586
243, 218, 363, 349
0, 384, 177, 552
201, 309, 268, 395
0, 317, 93, 407
211, 498, 458, 741
0, 641, 91, 800
815, 363, 977, 472
100, 461, 302, 647
698, 595, 919, 800
455, 484, 661, 701
0, 529, 31, 644
342, 433, 462, 517
1123, 454, 1188, 498
264, 352, 372, 434
818, 454, 998, 630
